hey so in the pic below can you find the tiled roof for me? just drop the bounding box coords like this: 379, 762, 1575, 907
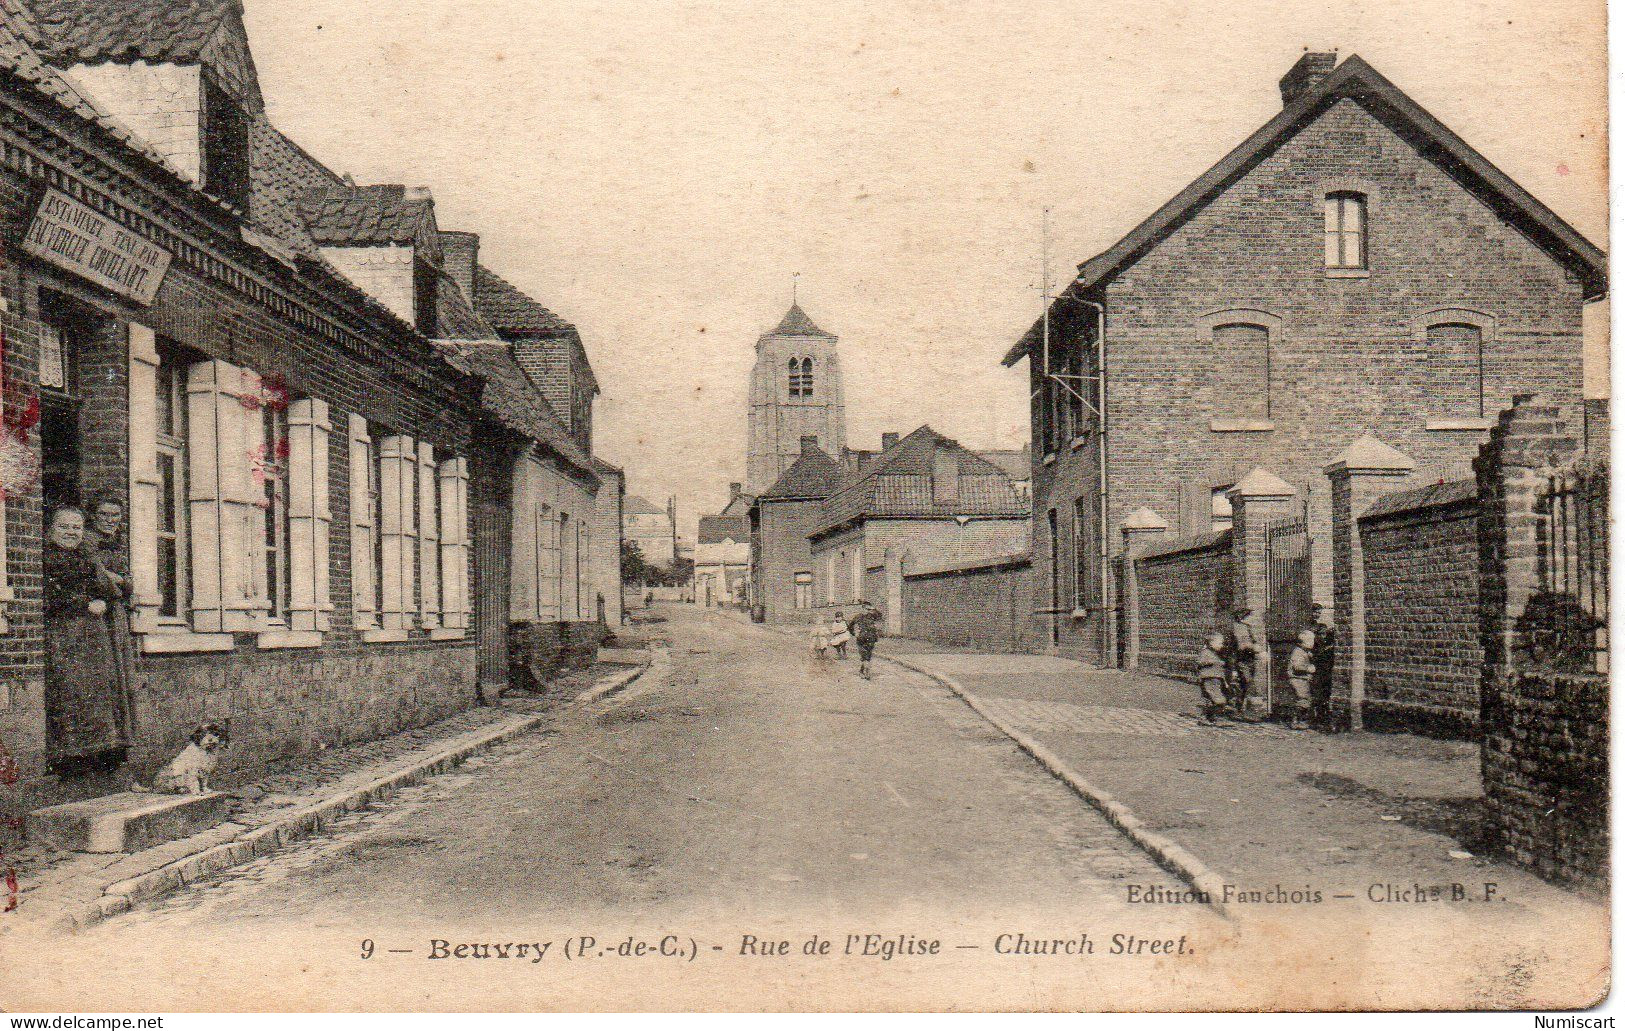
697, 515, 749, 545
813, 426, 1028, 534
248, 119, 343, 256
759, 447, 841, 501
433, 265, 495, 341
473, 264, 574, 335
768, 302, 834, 339
29, 0, 235, 64
433, 340, 594, 479
1006, 53, 1609, 365
299, 184, 437, 250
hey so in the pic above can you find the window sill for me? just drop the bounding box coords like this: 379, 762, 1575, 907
258, 629, 322, 650
428, 628, 467, 641
1210, 418, 1274, 433
1325, 268, 1369, 279
139, 631, 235, 654
361, 628, 410, 644
1426, 417, 1492, 432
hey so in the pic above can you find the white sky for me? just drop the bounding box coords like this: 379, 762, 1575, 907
242, 0, 1607, 539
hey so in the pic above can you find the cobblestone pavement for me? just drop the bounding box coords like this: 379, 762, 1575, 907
6, 606, 1211, 1012
972, 696, 1296, 739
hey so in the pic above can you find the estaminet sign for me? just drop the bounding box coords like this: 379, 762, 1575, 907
22, 188, 171, 305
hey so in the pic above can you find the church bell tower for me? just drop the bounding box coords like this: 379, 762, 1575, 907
746, 301, 846, 493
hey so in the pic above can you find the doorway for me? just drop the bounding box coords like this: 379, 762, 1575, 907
1047, 508, 1060, 648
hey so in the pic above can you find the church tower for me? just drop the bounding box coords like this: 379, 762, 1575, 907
746, 302, 847, 493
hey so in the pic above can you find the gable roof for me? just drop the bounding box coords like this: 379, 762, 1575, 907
1004, 53, 1609, 365
768, 302, 834, 339
812, 426, 1027, 534
697, 514, 749, 545
473, 263, 574, 335
625, 495, 666, 516
29, 0, 235, 65
758, 446, 842, 501
299, 184, 439, 253
433, 340, 593, 481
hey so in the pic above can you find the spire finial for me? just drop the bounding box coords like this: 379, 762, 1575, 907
791, 272, 799, 306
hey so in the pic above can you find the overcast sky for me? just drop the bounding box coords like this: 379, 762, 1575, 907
242, 0, 1607, 539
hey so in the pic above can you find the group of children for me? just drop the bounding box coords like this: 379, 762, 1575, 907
1195, 604, 1334, 730
810, 602, 886, 679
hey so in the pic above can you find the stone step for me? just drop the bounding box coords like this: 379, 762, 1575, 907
28, 791, 231, 854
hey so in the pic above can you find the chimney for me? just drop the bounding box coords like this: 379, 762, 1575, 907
440, 231, 480, 304
881, 432, 900, 451
1279, 51, 1337, 107
801, 435, 820, 454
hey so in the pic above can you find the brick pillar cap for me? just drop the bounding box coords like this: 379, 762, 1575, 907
1121, 506, 1168, 531
1324, 434, 1416, 476
1228, 467, 1296, 501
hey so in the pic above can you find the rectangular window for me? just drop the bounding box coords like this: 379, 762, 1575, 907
154, 347, 191, 620
1211, 322, 1270, 421
1325, 192, 1366, 269
260, 402, 291, 621
1072, 496, 1096, 610
850, 546, 863, 602
794, 571, 813, 609
1426, 322, 1484, 419
369, 434, 385, 618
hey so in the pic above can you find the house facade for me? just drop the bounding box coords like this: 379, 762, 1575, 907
694, 483, 750, 607
806, 427, 1030, 617
1007, 52, 1606, 666
0, 0, 620, 821
623, 494, 676, 569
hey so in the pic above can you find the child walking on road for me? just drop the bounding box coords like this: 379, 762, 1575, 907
1197, 632, 1229, 725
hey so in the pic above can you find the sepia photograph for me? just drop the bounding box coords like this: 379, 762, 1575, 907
0, 0, 1610, 1014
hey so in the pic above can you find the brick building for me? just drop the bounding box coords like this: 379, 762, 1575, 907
0, 0, 620, 820
694, 483, 750, 607
1005, 52, 1607, 666
749, 437, 842, 625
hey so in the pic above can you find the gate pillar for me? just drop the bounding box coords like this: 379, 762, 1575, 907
1228, 468, 1297, 716
1325, 436, 1415, 731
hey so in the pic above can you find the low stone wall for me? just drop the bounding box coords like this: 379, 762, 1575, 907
901, 554, 1039, 653
1135, 532, 1233, 680
1358, 479, 1482, 737
1482, 668, 1608, 889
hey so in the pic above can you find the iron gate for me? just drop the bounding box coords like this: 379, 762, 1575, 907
1263, 518, 1311, 712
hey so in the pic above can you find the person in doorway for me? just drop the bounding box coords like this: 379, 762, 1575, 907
1285, 630, 1316, 730
1225, 606, 1258, 718
1196, 632, 1230, 725
43, 507, 127, 777
1308, 603, 1337, 727
86, 495, 136, 743
827, 612, 852, 659
849, 601, 885, 680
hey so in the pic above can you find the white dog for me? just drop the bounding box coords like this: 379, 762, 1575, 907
133, 722, 230, 795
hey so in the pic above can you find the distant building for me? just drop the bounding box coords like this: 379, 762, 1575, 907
746, 303, 846, 494
623, 494, 677, 569
751, 430, 1030, 624
695, 484, 752, 607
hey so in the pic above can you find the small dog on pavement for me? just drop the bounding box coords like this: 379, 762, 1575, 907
133, 722, 230, 795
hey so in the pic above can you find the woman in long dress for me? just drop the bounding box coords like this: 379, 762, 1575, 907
85, 496, 136, 744
44, 507, 127, 776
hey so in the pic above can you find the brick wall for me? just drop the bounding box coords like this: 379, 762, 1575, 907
756, 497, 823, 624
1133, 532, 1234, 680
1482, 669, 1607, 888
1359, 480, 1482, 736
60, 63, 204, 184
901, 555, 1039, 653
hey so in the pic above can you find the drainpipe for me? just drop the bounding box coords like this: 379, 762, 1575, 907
1073, 298, 1111, 665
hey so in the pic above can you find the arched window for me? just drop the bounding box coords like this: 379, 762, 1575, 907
788, 356, 814, 398
1325, 192, 1367, 269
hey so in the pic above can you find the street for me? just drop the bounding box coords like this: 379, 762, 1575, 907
5, 606, 1211, 1011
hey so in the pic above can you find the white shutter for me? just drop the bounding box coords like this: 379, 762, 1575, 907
417, 441, 440, 629
186, 360, 259, 632
378, 434, 415, 629
127, 324, 160, 633
288, 398, 331, 633
348, 414, 376, 628
438, 456, 470, 631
